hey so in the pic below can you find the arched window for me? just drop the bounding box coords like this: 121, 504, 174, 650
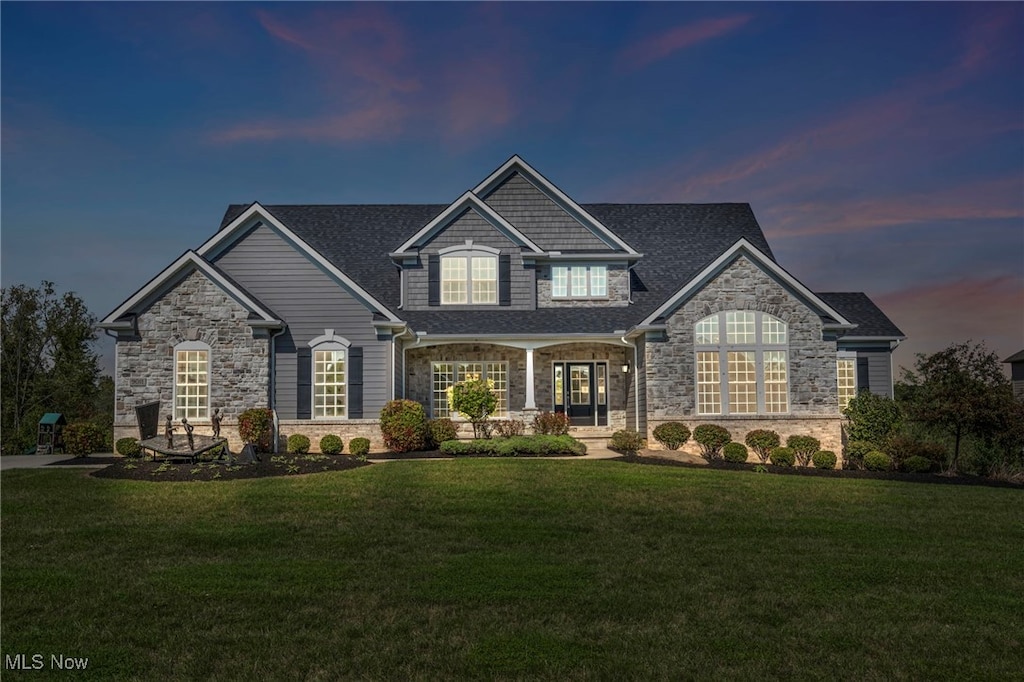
174, 340, 210, 420
694, 311, 789, 415
439, 243, 499, 305
309, 332, 350, 419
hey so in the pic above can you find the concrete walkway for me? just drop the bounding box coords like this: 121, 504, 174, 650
0, 454, 116, 470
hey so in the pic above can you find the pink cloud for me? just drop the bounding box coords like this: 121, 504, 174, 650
208, 99, 407, 144
618, 15, 753, 71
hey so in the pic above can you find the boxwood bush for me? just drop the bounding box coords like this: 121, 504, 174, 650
723, 442, 749, 463
426, 418, 459, 448
349, 437, 371, 458
287, 434, 311, 454
844, 440, 877, 470
652, 422, 691, 450
693, 424, 731, 461
319, 434, 344, 455
440, 435, 586, 457
769, 446, 796, 467
609, 429, 646, 455
903, 455, 933, 474
744, 429, 780, 464
786, 435, 821, 467
115, 437, 142, 458
864, 450, 892, 471
531, 411, 570, 435
379, 399, 429, 452
811, 450, 837, 470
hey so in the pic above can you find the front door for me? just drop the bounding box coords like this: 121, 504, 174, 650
553, 362, 608, 426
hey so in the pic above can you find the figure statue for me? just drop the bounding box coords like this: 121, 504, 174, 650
165, 415, 174, 448
182, 417, 195, 451
211, 408, 222, 438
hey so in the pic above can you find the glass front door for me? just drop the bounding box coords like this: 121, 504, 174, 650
552, 362, 607, 426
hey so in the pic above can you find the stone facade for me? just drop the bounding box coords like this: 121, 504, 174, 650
644, 255, 843, 456
277, 419, 386, 454
113, 269, 270, 444
537, 264, 630, 308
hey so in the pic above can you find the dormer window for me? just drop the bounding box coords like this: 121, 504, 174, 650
439, 243, 499, 305
552, 265, 607, 298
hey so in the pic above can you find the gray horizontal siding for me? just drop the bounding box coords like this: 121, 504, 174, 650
404, 209, 534, 311
212, 223, 393, 419
482, 173, 614, 252
859, 350, 894, 398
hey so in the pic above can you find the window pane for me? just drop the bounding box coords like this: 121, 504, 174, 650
570, 266, 587, 297
726, 311, 756, 344
314, 349, 346, 418
590, 266, 607, 297
553, 365, 564, 406
175, 349, 209, 420
695, 314, 719, 345
471, 256, 497, 304
486, 362, 508, 417
597, 364, 606, 405
764, 351, 789, 414
837, 358, 856, 411
441, 257, 467, 304
763, 315, 788, 345
552, 266, 568, 298
696, 352, 721, 415
433, 363, 453, 418
728, 351, 757, 414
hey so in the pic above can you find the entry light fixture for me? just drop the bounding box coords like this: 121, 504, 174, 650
621, 362, 630, 374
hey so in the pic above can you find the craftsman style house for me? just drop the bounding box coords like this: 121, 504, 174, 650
100, 156, 904, 453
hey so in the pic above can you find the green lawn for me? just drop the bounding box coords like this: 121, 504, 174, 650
2, 461, 1022, 680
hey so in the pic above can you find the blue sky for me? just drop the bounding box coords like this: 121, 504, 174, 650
2, 2, 1022, 375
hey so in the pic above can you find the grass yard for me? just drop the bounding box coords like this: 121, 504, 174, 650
2, 461, 1022, 680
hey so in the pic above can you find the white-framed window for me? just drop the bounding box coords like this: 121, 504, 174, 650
695, 311, 789, 415
431, 361, 508, 418
552, 265, 608, 298
174, 341, 210, 420
837, 354, 857, 411
314, 347, 347, 418
440, 247, 498, 305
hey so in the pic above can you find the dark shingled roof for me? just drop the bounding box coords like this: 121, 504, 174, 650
1004, 350, 1024, 364
218, 203, 898, 338
817, 292, 905, 338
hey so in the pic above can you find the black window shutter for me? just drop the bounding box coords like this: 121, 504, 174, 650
856, 357, 870, 393
498, 254, 511, 306
348, 347, 363, 418
297, 347, 312, 419
428, 255, 440, 306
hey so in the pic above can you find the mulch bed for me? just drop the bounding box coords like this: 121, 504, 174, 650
91, 453, 370, 482
614, 453, 1024, 489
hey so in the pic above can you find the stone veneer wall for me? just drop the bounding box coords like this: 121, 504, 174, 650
277, 420, 386, 453
113, 269, 270, 445
537, 264, 630, 308
644, 255, 843, 459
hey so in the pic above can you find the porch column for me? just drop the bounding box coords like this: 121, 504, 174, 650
524, 348, 537, 410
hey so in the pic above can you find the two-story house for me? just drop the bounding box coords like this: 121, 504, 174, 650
100, 156, 904, 455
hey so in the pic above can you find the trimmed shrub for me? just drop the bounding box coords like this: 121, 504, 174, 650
653, 422, 691, 450
787, 435, 821, 467
844, 440, 877, 470
115, 437, 142, 458
493, 419, 526, 438
532, 411, 570, 435
287, 434, 311, 454
319, 434, 344, 455
769, 447, 795, 467
609, 429, 646, 455
63, 422, 106, 457
349, 437, 371, 458
450, 379, 497, 439
426, 418, 459, 448
745, 429, 780, 464
693, 424, 732, 461
864, 450, 892, 471
440, 435, 586, 457
886, 434, 948, 470
723, 442, 749, 463
239, 408, 274, 452
812, 450, 837, 470
379, 399, 429, 452
903, 455, 933, 474
843, 391, 902, 445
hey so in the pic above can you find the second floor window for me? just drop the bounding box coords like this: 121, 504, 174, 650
552, 265, 607, 298
442, 255, 497, 304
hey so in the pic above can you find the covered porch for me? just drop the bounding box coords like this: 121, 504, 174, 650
403, 338, 639, 430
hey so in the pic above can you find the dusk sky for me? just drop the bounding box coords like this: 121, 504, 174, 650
2, 2, 1022, 377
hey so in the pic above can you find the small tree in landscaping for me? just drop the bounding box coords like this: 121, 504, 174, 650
653, 422, 691, 450
693, 424, 731, 461
787, 435, 821, 467
844, 391, 902, 446
450, 379, 497, 439
379, 400, 429, 452
239, 408, 274, 452
745, 429, 780, 464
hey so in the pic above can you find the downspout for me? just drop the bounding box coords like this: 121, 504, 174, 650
104, 329, 119, 438
268, 326, 287, 454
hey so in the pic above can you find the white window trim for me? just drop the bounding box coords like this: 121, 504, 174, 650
551, 264, 609, 299
310, 332, 351, 420
439, 244, 500, 306
431, 361, 509, 419
174, 340, 211, 422
837, 351, 858, 413
694, 311, 790, 416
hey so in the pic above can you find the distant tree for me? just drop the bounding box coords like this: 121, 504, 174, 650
897, 341, 1012, 473
1, 281, 102, 454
